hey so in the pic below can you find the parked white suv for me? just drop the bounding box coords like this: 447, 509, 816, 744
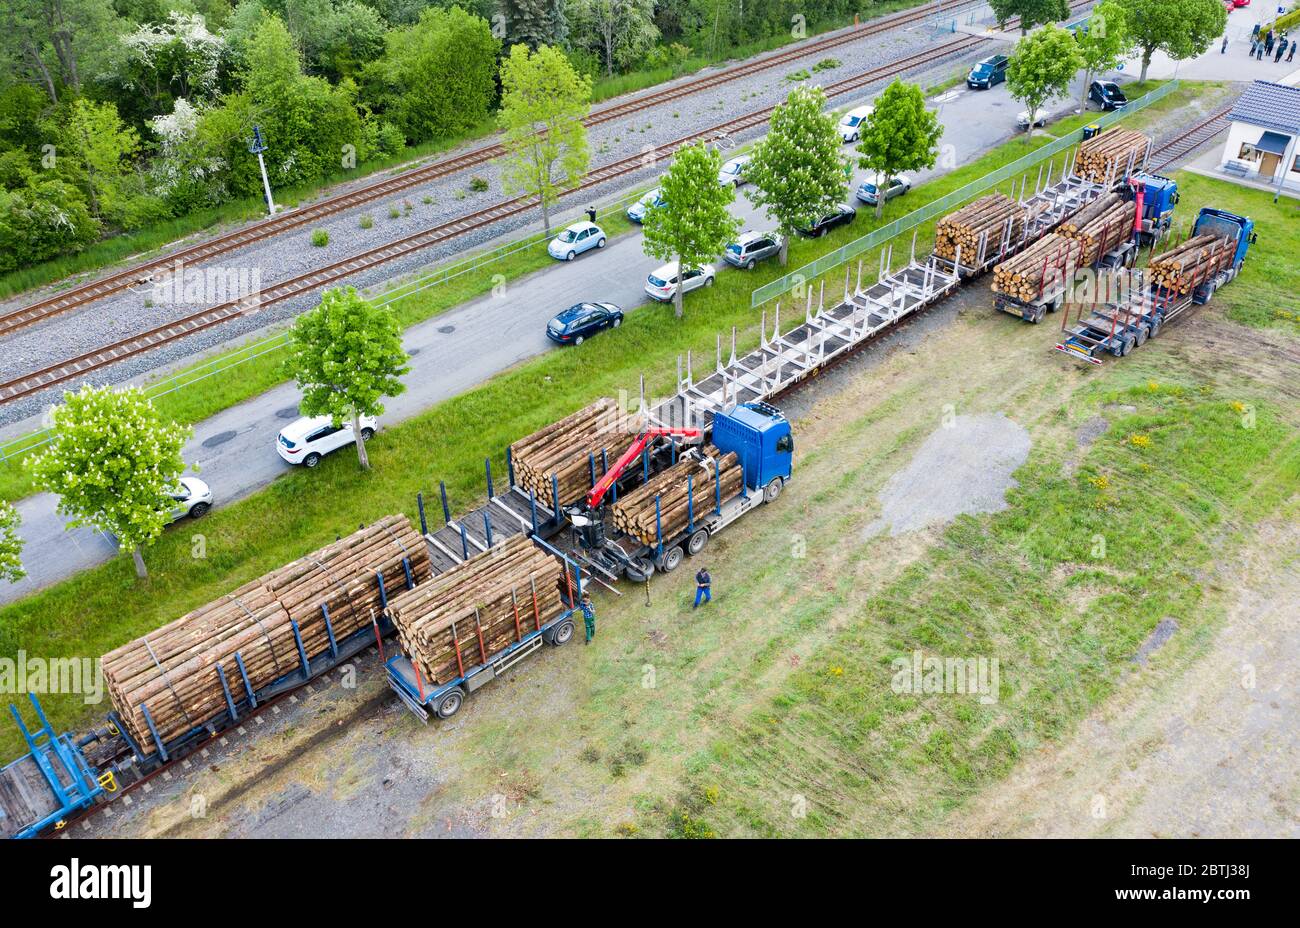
277, 414, 378, 467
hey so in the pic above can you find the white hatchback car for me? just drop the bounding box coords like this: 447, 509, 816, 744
717, 155, 752, 187
645, 262, 716, 302
277, 414, 378, 467
168, 477, 212, 521
838, 105, 874, 143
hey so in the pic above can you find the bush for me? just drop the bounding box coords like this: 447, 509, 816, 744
359, 215, 374, 229
311, 229, 329, 246
468, 176, 489, 192
0, 180, 99, 273
813, 58, 840, 72
786, 69, 811, 82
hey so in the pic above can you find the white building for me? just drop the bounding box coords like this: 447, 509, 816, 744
1219, 81, 1300, 191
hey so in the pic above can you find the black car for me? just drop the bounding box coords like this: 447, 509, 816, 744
796, 204, 856, 238
967, 55, 1009, 89
546, 301, 623, 346
1089, 80, 1128, 111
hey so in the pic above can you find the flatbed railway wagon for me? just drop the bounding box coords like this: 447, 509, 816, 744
1055, 206, 1255, 363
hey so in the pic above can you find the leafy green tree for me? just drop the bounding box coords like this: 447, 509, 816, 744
276, 0, 388, 81
0, 501, 24, 584
50, 98, 140, 220
0, 179, 99, 272
110, 11, 225, 120
26, 385, 192, 579
502, 0, 568, 49
0, 0, 126, 103
1007, 25, 1083, 137
1119, 0, 1225, 81
367, 5, 499, 143
744, 85, 847, 266
569, 0, 660, 76
497, 43, 591, 236
855, 79, 943, 219
283, 286, 409, 470
1075, 1, 1132, 109
989, 0, 1070, 34
642, 142, 740, 319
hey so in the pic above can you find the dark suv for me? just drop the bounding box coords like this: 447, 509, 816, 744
967, 55, 1008, 89
546, 302, 624, 346
1088, 80, 1128, 111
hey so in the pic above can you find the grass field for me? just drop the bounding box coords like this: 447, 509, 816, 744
3, 85, 1286, 766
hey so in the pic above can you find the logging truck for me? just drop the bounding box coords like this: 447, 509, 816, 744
1055, 206, 1256, 364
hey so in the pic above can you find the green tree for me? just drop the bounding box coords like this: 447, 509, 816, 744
0, 501, 24, 584
0, 0, 125, 103
1119, 0, 1225, 81
367, 5, 499, 143
26, 385, 192, 579
1007, 25, 1083, 138
569, 0, 660, 76
0, 179, 99, 272
283, 286, 409, 470
989, 0, 1070, 34
502, 0, 568, 49
50, 98, 140, 220
855, 79, 943, 219
1075, 1, 1132, 109
744, 85, 847, 265
642, 142, 740, 319
497, 43, 591, 236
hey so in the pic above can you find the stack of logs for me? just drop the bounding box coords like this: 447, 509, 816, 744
510, 398, 644, 510
1148, 234, 1233, 294
387, 535, 568, 686
611, 446, 744, 547
1056, 192, 1135, 266
1076, 129, 1150, 184
103, 515, 428, 753
991, 233, 1076, 301
934, 194, 1030, 263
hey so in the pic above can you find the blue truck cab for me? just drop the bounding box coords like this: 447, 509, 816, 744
1193, 207, 1255, 270
710, 402, 793, 499
1128, 172, 1179, 245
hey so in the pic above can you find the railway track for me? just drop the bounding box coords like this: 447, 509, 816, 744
1149, 105, 1234, 172
0, 1, 979, 342
0, 32, 993, 408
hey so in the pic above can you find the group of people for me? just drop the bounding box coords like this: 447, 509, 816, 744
1242, 23, 1297, 63
577, 566, 713, 645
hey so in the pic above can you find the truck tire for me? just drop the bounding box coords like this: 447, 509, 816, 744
547, 619, 575, 646
1148, 315, 1162, 338
1119, 335, 1134, 357
1030, 305, 1045, 324
1135, 325, 1149, 347
660, 545, 685, 572
763, 477, 784, 503
436, 687, 466, 720
687, 528, 709, 555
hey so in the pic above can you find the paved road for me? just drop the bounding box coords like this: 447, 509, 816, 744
1, 66, 1122, 605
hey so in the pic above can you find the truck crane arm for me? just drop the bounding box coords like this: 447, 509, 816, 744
585, 427, 701, 510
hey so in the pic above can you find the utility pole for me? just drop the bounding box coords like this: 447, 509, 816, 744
249, 125, 277, 216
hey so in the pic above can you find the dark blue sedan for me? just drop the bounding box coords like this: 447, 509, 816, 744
546, 302, 624, 346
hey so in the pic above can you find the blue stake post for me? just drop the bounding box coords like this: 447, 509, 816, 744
687, 473, 695, 533
417, 492, 428, 535
483, 510, 494, 547
714, 459, 723, 514
320, 604, 339, 660
290, 619, 310, 680
402, 557, 414, 589
551, 475, 561, 525
235, 652, 256, 709
589, 453, 597, 488
655, 495, 664, 559
529, 490, 539, 534
439, 481, 451, 525
460, 524, 471, 559
485, 457, 494, 499
140, 705, 168, 762
507, 445, 515, 487
216, 664, 238, 722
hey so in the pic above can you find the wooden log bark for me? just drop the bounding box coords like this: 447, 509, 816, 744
509, 398, 646, 509
611, 447, 744, 546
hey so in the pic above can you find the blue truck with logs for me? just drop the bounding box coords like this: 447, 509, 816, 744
1055, 206, 1256, 363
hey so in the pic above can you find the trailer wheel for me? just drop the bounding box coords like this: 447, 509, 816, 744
687, 528, 710, 555
1135, 325, 1149, 347
660, 545, 685, 572
763, 477, 784, 503
435, 688, 465, 720
547, 619, 575, 646
1148, 316, 1162, 338
1119, 335, 1134, 357
1030, 306, 1045, 324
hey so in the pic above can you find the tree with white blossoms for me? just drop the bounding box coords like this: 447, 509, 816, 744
744, 84, 849, 265
25, 385, 193, 580
0, 501, 24, 583
114, 11, 224, 111
283, 286, 410, 471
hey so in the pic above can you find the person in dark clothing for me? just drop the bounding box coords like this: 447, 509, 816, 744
580, 591, 596, 644
693, 568, 711, 608
1266, 33, 1275, 55
1289, 41, 1296, 62
1222, 35, 1228, 53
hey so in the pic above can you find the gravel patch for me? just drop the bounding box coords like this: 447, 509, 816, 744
864, 412, 1032, 537
1076, 415, 1111, 448
0, 21, 1008, 427
1133, 617, 1179, 665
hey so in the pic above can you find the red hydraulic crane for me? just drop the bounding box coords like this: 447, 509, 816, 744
584, 427, 701, 510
